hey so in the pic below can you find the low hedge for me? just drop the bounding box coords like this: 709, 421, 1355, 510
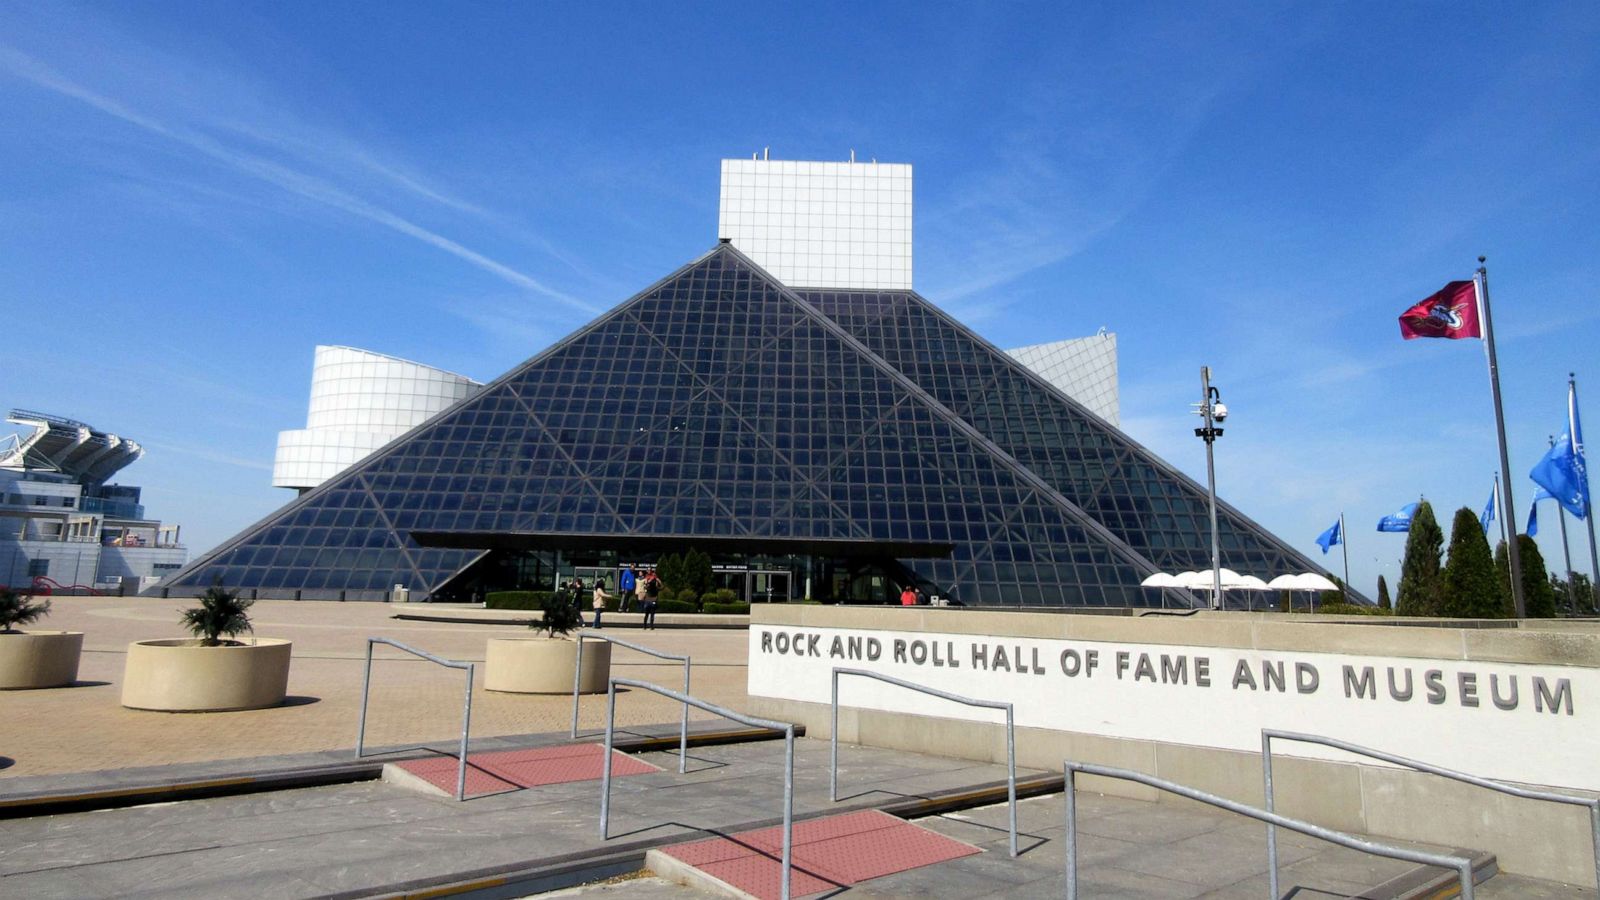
485, 591, 559, 610
657, 599, 697, 614
1304, 601, 1392, 616
704, 601, 750, 615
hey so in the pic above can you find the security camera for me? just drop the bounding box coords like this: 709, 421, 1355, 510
1212, 403, 1228, 422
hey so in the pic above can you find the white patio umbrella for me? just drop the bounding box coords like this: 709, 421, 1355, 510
1175, 568, 1249, 589
1290, 573, 1340, 592
1265, 572, 1341, 612
1139, 572, 1183, 588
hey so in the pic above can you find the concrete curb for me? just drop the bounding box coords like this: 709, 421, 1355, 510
0, 725, 798, 819
392, 606, 751, 629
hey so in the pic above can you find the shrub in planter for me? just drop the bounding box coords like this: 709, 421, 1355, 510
1, 590, 51, 632
658, 599, 697, 614
704, 602, 751, 615
485, 590, 608, 693
705, 589, 740, 605
675, 589, 700, 611
122, 584, 291, 711
0, 590, 84, 690
658, 586, 678, 603
182, 585, 255, 645
532, 591, 582, 637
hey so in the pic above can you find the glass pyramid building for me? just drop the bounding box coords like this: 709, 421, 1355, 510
161, 242, 1321, 606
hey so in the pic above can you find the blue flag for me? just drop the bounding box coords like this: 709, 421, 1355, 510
1530, 383, 1590, 519
1527, 485, 1555, 537
1377, 502, 1419, 533
1480, 484, 1496, 535
1315, 519, 1341, 554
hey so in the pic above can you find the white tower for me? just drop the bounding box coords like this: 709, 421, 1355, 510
272, 346, 480, 492
718, 157, 912, 290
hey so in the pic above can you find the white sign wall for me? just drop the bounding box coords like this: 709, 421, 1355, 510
747, 625, 1599, 791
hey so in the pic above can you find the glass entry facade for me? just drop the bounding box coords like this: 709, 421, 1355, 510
162, 243, 1321, 606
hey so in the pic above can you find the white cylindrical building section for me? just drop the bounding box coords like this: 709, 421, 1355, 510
273, 346, 480, 491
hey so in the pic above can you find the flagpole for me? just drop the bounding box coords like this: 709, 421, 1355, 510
1339, 512, 1350, 600
1574, 373, 1600, 612
1494, 473, 1507, 548
1476, 258, 1526, 617
1550, 434, 1577, 614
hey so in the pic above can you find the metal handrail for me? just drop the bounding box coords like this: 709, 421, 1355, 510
356, 637, 476, 802
601, 677, 797, 900
572, 630, 691, 773
1064, 760, 1476, 900
830, 667, 1018, 857
1263, 728, 1600, 896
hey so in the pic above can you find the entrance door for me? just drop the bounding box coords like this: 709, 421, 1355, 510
573, 566, 614, 590
748, 570, 790, 603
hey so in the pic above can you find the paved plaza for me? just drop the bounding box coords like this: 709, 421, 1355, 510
2, 598, 1595, 898
0, 597, 752, 778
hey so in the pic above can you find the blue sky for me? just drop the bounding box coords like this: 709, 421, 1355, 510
3, 2, 1597, 599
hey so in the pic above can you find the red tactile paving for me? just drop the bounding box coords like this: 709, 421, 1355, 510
660, 809, 981, 899
393, 743, 659, 798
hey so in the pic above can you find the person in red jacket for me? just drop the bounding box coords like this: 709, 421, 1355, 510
900, 585, 917, 606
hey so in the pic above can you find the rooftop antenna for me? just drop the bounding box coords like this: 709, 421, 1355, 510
850, 149, 855, 163
763, 147, 769, 161
752, 151, 757, 160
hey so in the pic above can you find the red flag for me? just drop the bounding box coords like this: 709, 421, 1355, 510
1399, 280, 1481, 340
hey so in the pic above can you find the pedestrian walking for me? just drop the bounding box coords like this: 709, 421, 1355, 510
619, 564, 637, 612
570, 577, 586, 624
642, 569, 661, 630
592, 579, 611, 629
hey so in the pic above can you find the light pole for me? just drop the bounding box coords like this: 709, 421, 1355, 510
1193, 367, 1227, 610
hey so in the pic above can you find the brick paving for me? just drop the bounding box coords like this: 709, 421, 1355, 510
656, 808, 981, 898
392, 743, 662, 798
0, 596, 752, 779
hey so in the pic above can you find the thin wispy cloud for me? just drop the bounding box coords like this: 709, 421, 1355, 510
439, 294, 558, 361
139, 439, 274, 473
0, 46, 601, 316
216, 118, 492, 219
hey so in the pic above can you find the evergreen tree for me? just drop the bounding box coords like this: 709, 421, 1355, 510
1318, 575, 1346, 608
656, 553, 686, 591
683, 548, 714, 594
1516, 534, 1557, 619
1376, 575, 1391, 611
1395, 501, 1444, 616
1493, 541, 1514, 614
1550, 572, 1596, 615
1441, 507, 1506, 618
1548, 570, 1600, 611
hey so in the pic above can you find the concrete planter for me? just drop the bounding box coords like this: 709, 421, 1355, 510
485, 637, 611, 694
0, 631, 84, 690
121, 638, 292, 712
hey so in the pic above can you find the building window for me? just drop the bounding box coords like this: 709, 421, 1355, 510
62, 497, 76, 508
33, 495, 47, 506
152, 563, 181, 572
27, 559, 49, 577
